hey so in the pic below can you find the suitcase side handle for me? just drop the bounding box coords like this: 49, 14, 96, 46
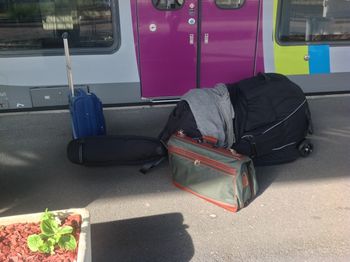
62, 32, 75, 97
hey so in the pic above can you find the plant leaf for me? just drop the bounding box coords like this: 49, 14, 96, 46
41, 209, 54, 221
27, 234, 44, 252
38, 242, 52, 254
40, 218, 59, 236
58, 225, 73, 235
47, 237, 56, 246
58, 235, 77, 251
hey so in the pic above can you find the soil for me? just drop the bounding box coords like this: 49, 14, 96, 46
0, 214, 82, 262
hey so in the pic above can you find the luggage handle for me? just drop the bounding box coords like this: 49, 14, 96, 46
176, 130, 219, 147
62, 32, 75, 97
202, 136, 219, 146
257, 72, 270, 82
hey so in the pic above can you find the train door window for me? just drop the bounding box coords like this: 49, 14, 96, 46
152, 0, 184, 10
0, 0, 119, 55
277, 0, 350, 43
215, 0, 245, 9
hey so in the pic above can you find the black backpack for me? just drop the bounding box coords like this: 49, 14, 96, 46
227, 73, 313, 166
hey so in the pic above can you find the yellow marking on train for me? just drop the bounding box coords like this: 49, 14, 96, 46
272, 0, 309, 75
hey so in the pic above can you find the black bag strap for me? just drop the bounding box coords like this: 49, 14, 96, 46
139, 139, 168, 174
139, 156, 167, 174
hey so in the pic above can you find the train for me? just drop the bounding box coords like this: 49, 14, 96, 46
0, 0, 349, 111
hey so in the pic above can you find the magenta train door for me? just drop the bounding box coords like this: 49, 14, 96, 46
136, 0, 259, 98
200, 0, 259, 87
137, 0, 198, 98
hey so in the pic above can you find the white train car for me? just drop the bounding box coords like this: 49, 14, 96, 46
0, 0, 349, 111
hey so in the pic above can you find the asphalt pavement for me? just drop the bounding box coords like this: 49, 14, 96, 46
0, 95, 349, 262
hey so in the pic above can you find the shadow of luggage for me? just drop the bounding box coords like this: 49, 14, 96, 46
91, 213, 194, 262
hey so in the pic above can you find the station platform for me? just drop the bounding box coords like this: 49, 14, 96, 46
0, 95, 349, 261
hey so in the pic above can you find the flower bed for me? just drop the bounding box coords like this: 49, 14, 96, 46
0, 208, 90, 262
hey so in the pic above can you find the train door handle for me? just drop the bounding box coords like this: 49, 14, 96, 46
189, 34, 194, 45
204, 33, 209, 44
304, 55, 310, 61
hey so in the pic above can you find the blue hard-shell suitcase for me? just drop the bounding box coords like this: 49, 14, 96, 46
63, 33, 106, 139
69, 88, 106, 139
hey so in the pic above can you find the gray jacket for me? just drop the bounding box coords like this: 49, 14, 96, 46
182, 83, 235, 148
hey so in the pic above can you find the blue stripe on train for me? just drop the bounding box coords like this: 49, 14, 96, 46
308, 45, 330, 74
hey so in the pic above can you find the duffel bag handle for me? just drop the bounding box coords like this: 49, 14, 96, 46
202, 136, 219, 146
196, 135, 220, 148
176, 129, 219, 147
177, 130, 219, 147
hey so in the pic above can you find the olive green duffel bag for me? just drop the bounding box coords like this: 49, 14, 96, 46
168, 133, 258, 212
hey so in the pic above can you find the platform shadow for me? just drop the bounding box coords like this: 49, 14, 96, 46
91, 213, 194, 262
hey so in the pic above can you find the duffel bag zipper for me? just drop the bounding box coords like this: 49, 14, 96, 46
174, 134, 244, 160
168, 145, 237, 176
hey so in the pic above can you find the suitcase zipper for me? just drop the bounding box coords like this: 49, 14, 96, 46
272, 142, 296, 151
262, 99, 307, 135
174, 134, 244, 160
241, 99, 307, 139
168, 145, 237, 176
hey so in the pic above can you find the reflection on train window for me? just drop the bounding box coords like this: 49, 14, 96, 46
215, 0, 245, 9
0, 0, 118, 53
153, 0, 184, 10
278, 0, 350, 43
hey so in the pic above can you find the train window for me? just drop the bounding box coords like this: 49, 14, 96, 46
215, 0, 245, 9
278, 0, 350, 43
152, 0, 184, 10
0, 0, 119, 54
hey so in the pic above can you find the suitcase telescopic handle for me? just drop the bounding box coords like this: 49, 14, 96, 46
62, 32, 75, 97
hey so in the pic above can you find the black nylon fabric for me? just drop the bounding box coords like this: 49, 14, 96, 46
67, 135, 167, 166
158, 100, 201, 143
227, 73, 306, 137
227, 73, 312, 165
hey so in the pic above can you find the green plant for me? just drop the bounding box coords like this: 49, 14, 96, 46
27, 209, 77, 255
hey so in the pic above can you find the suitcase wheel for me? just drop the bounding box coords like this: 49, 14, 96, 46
298, 139, 313, 157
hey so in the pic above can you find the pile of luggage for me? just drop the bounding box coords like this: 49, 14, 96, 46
63, 34, 313, 212
158, 73, 313, 211
161, 73, 314, 166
